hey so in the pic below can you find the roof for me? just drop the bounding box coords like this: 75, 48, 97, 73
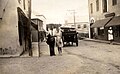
60, 26, 75, 29
105, 16, 120, 27
31, 18, 43, 22
31, 21, 38, 30
91, 17, 112, 28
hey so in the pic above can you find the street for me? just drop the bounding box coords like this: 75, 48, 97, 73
0, 40, 120, 74
1, 0, 120, 74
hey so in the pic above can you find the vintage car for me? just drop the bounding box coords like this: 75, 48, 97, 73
60, 27, 78, 46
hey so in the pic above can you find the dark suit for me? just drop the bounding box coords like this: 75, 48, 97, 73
47, 34, 55, 56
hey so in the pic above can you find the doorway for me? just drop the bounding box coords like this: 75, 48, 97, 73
17, 7, 28, 51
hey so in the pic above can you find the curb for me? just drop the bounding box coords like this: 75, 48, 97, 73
83, 38, 120, 45
0, 52, 22, 58
0, 55, 20, 58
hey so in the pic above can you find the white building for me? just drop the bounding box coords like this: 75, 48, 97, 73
0, 0, 31, 55
89, 0, 120, 42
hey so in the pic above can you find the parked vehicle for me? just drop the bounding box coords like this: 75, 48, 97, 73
60, 27, 78, 46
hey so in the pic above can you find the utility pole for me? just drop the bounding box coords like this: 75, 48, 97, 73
67, 10, 76, 28
73, 10, 76, 28
28, 0, 32, 56
35, 15, 46, 57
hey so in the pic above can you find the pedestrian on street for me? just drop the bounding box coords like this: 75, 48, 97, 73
46, 28, 56, 56
56, 28, 63, 55
108, 27, 113, 44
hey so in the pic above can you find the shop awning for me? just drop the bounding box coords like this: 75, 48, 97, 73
105, 16, 120, 27
31, 21, 38, 30
91, 17, 112, 28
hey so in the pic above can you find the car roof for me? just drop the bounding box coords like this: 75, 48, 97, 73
60, 27, 75, 29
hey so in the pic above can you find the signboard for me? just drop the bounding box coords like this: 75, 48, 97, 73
105, 12, 115, 18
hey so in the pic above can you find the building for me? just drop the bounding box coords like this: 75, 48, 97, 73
89, 0, 120, 42
31, 18, 44, 42
46, 24, 62, 31
0, 0, 32, 55
76, 22, 89, 38
31, 18, 44, 57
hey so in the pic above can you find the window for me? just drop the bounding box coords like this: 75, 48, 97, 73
103, 0, 107, 13
77, 25, 81, 29
98, 28, 104, 36
90, 3, 93, 14
83, 24, 87, 28
112, 0, 117, 6
96, 0, 99, 11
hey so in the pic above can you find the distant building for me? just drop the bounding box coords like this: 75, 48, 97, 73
46, 24, 62, 31
76, 22, 89, 34
0, 0, 31, 55
76, 22, 89, 38
31, 18, 43, 42
89, 0, 120, 42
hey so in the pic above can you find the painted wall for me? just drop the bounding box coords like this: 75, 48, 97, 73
0, 0, 30, 55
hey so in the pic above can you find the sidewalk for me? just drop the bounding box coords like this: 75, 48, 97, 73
0, 41, 65, 58
21, 42, 65, 57
37, 42, 67, 57
83, 38, 120, 45
0, 49, 23, 58
21, 42, 40, 57
0, 54, 20, 58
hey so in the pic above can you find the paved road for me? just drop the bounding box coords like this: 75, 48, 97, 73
0, 40, 120, 74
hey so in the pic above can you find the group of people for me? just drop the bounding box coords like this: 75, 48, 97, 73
46, 27, 63, 56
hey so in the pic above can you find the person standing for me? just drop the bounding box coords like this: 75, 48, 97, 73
46, 28, 56, 56
53, 27, 57, 36
56, 28, 63, 55
108, 27, 113, 44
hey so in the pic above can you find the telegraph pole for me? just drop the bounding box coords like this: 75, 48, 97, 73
28, 0, 32, 56
67, 10, 76, 28
73, 10, 76, 28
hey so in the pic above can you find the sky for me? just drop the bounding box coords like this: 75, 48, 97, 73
32, 0, 89, 24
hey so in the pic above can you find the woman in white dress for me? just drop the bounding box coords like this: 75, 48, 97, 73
56, 28, 63, 55
108, 27, 113, 44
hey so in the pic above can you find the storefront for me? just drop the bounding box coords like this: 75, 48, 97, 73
90, 17, 113, 40
105, 16, 120, 42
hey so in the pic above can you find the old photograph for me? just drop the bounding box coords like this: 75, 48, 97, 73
0, 0, 120, 74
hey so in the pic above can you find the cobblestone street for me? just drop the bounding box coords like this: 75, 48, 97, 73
0, 40, 120, 74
